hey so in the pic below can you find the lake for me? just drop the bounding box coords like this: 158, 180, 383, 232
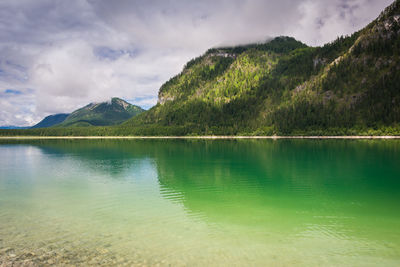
0, 139, 399, 266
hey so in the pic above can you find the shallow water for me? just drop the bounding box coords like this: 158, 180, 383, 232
0, 139, 399, 266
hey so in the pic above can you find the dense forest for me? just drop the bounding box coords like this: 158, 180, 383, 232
1, 0, 400, 136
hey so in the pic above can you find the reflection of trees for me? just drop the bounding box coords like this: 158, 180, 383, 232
2, 139, 399, 231
154, 139, 400, 232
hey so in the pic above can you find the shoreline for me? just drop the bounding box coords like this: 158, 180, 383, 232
0, 135, 399, 140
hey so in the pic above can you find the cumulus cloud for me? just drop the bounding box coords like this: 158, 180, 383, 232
0, 0, 394, 126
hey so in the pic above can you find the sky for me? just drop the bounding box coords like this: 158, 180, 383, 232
0, 0, 394, 126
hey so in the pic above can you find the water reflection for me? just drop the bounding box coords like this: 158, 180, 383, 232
152, 140, 400, 245
3, 139, 400, 223
1, 139, 400, 266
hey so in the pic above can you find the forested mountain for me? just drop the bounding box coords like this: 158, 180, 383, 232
56, 98, 144, 127
122, 0, 400, 135
31, 113, 69, 128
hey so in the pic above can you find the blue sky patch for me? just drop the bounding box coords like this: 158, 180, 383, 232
94, 46, 139, 60
127, 96, 157, 110
4, 89, 22, 95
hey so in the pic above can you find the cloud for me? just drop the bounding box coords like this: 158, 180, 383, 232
290, 0, 394, 45
0, 0, 394, 126
29, 40, 185, 114
0, 88, 37, 126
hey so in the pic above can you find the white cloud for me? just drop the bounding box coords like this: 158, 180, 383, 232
0, 0, 394, 126
29, 40, 191, 115
0, 88, 37, 126
290, 0, 393, 46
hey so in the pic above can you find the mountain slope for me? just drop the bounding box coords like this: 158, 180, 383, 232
123, 0, 400, 135
31, 113, 69, 128
58, 98, 144, 127
269, 0, 400, 134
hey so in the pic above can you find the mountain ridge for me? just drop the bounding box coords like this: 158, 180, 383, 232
31, 113, 70, 128
30, 98, 144, 128
121, 0, 400, 136
56, 97, 144, 127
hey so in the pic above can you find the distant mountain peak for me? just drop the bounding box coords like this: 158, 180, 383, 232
57, 97, 144, 127
111, 97, 131, 110
31, 97, 144, 128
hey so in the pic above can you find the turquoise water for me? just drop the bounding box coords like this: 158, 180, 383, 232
0, 139, 399, 266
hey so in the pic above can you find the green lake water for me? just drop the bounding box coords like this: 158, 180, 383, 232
0, 139, 399, 266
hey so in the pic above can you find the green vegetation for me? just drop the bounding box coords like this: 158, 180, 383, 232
121, 1, 400, 136
1, 1, 400, 136
31, 113, 69, 128
55, 97, 144, 127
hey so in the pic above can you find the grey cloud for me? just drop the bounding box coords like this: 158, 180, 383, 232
0, 0, 394, 126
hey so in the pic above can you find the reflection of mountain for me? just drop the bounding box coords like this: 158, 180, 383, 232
2, 138, 400, 192
0, 139, 157, 176
2, 139, 400, 234
153, 140, 400, 236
